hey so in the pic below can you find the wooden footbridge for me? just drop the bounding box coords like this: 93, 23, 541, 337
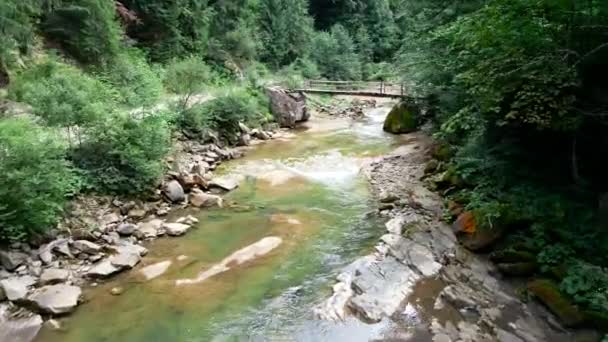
294, 80, 407, 98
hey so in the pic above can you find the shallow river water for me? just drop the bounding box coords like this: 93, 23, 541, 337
37, 102, 411, 342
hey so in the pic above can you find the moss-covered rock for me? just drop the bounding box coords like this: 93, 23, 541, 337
452, 211, 505, 252
497, 262, 538, 277
528, 279, 585, 327
382, 101, 418, 134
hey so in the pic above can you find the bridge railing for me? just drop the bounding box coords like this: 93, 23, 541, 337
300, 80, 406, 96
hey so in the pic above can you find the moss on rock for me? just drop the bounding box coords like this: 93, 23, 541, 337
528, 279, 585, 327
383, 101, 418, 134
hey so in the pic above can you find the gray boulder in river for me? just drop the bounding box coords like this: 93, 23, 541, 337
265, 87, 309, 128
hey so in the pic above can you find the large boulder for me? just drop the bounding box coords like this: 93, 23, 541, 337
26, 284, 82, 315
265, 87, 309, 128
383, 101, 418, 134
163, 180, 185, 203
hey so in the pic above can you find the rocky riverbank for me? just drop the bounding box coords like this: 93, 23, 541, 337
0, 121, 286, 340
316, 132, 601, 341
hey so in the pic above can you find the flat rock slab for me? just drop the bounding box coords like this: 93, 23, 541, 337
27, 284, 82, 314
86, 260, 121, 278
1, 276, 37, 301
210, 176, 240, 191
348, 256, 421, 323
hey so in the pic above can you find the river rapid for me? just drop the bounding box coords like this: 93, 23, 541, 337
37, 100, 413, 342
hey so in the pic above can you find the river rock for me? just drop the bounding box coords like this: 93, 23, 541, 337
0, 304, 43, 342
163, 223, 191, 237
105, 242, 145, 269
127, 208, 147, 220
101, 212, 122, 226
210, 176, 240, 191
39, 268, 69, 285
527, 279, 585, 327
238, 133, 251, 146
383, 101, 418, 134
265, 87, 309, 128
136, 219, 164, 239
27, 284, 81, 314
0, 249, 29, 271
0, 276, 36, 301
72, 240, 102, 254
116, 223, 137, 236
86, 260, 120, 278
164, 180, 185, 203
37, 246, 54, 265
190, 190, 223, 208
110, 287, 124, 296
140, 260, 172, 281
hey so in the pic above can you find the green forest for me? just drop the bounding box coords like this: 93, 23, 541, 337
1, 0, 608, 330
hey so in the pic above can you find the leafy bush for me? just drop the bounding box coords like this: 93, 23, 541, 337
179, 88, 266, 141
72, 113, 171, 195
561, 262, 608, 313
164, 57, 212, 110
42, 0, 123, 65
98, 51, 163, 108
0, 118, 79, 241
8, 59, 116, 144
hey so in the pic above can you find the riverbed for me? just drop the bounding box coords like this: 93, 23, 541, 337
36, 101, 413, 341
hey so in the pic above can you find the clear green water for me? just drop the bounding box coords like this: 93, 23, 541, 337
37, 106, 405, 342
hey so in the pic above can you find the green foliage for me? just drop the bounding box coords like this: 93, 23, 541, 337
164, 57, 212, 109
0, 118, 79, 241
0, 0, 40, 73
179, 88, 266, 141
98, 51, 163, 108
259, 0, 314, 67
560, 262, 608, 312
72, 113, 171, 195
116, 0, 213, 62
8, 59, 116, 142
43, 0, 123, 65
311, 25, 362, 80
